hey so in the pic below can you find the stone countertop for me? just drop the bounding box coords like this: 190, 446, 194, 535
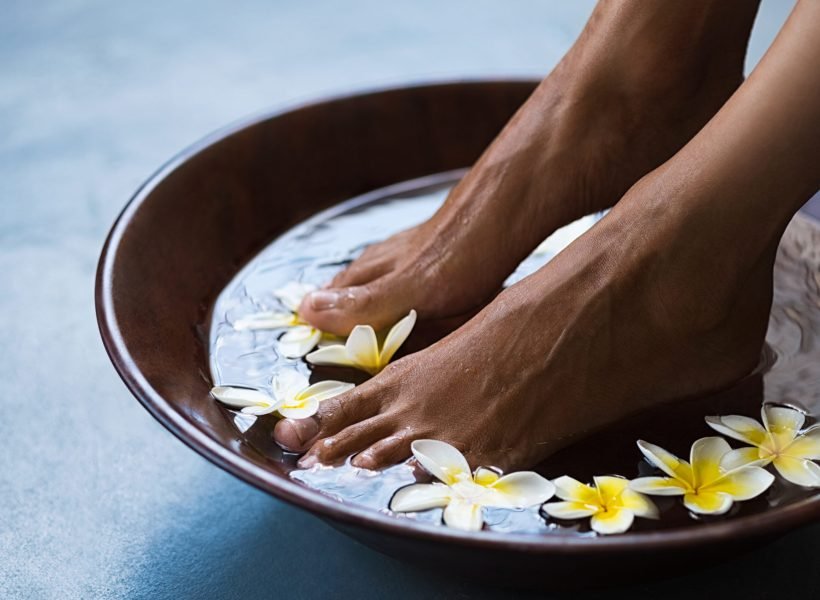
1, 1, 816, 598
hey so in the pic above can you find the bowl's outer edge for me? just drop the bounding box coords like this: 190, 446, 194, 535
95, 79, 820, 561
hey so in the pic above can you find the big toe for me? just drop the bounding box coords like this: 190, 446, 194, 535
273, 417, 320, 452
299, 278, 413, 335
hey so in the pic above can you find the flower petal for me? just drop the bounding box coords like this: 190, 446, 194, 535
233, 311, 294, 330
271, 369, 309, 402
636, 440, 693, 483
278, 396, 320, 419
786, 426, 820, 460
763, 405, 804, 437
773, 456, 820, 488
211, 386, 276, 409
485, 472, 555, 508
542, 501, 598, 520
629, 477, 687, 496
707, 465, 774, 500
592, 476, 629, 504
411, 439, 471, 485
274, 281, 316, 312
618, 489, 659, 519
684, 491, 733, 515
306, 344, 355, 368
442, 499, 484, 531
473, 468, 500, 486
242, 406, 276, 417
591, 508, 635, 535
241, 404, 279, 416
346, 325, 381, 372
720, 446, 766, 471
298, 380, 354, 404
390, 483, 451, 512
705, 414, 768, 446
378, 309, 417, 365
552, 475, 598, 503
690, 437, 733, 488
278, 326, 322, 358
317, 333, 345, 347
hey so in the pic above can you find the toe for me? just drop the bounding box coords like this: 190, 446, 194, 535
330, 257, 392, 288
299, 276, 414, 335
351, 428, 414, 470
272, 386, 379, 452
299, 416, 393, 467
273, 417, 320, 452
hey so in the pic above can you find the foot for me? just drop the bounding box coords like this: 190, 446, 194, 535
275, 168, 777, 470
298, 2, 754, 336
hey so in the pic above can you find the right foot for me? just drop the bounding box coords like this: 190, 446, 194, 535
300, 1, 757, 335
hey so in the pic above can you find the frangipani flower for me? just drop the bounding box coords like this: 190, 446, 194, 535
542, 475, 658, 535
389, 440, 555, 531
233, 282, 336, 358
211, 370, 352, 419
630, 437, 774, 515
211, 385, 283, 416
307, 310, 417, 375
706, 405, 820, 487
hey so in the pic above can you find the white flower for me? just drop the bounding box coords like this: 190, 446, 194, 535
211, 370, 352, 419
389, 440, 555, 531
542, 475, 658, 535
210, 385, 283, 416
233, 282, 334, 358
271, 369, 354, 419
630, 437, 774, 515
307, 310, 416, 375
706, 405, 820, 487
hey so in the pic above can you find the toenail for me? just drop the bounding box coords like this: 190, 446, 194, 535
298, 454, 318, 469
291, 418, 319, 446
352, 451, 373, 469
308, 290, 340, 310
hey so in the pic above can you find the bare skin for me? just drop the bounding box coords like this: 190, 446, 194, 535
276, 0, 820, 471
299, 0, 760, 335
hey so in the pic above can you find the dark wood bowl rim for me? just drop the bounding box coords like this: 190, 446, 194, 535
95, 79, 820, 556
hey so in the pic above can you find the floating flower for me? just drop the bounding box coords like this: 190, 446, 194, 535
211, 370, 352, 419
542, 475, 658, 535
233, 282, 335, 358
630, 437, 774, 515
706, 405, 820, 487
210, 385, 283, 416
307, 310, 417, 375
233, 281, 314, 330
389, 440, 555, 531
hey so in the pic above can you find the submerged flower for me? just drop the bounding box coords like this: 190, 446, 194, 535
307, 310, 417, 375
211, 370, 352, 419
233, 282, 333, 358
630, 437, 774, 515
542, 475, 657, 535
389, 440, 555, 531
706, 405, 820, 487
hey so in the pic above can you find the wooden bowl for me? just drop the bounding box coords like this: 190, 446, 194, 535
96, 81, 820, 588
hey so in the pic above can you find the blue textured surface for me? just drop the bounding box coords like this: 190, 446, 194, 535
1, 1, 816, 598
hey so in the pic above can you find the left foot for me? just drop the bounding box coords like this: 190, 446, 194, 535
274, 168, 778, 470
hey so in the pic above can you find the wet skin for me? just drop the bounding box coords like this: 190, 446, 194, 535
275, 0, 820, 472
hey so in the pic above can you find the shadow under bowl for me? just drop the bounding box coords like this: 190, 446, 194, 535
96, 80, 820, 589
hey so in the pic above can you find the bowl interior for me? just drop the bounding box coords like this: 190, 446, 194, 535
97, 81, 820, 567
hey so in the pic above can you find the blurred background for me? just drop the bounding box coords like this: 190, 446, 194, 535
1, 1, 813, 598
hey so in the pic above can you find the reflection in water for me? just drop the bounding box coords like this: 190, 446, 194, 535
210, 176, 820, 535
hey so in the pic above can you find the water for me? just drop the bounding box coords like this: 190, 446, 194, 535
209, 173, 820, 535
